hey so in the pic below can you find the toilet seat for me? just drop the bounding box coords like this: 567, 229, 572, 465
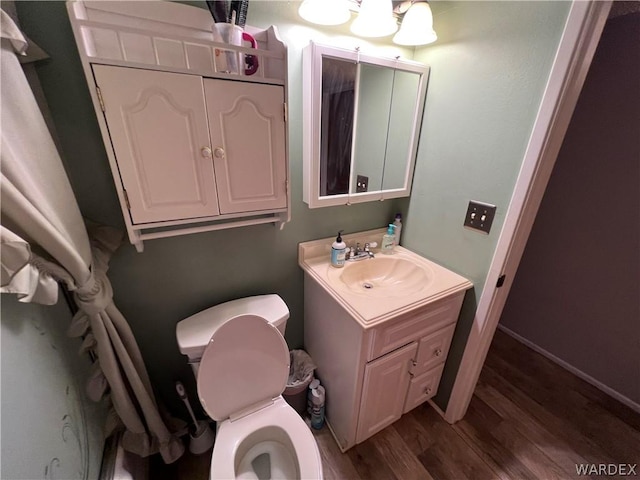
197, 314, 323, 480
197, 314, 289, 421
210, 397, 323, 480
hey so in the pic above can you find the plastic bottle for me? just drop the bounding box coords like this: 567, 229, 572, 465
309, 380, 325, 429
381, 224, 396, 254
393, 213, 403, 246
307, 378, 319, 415
330, 230, 346, 268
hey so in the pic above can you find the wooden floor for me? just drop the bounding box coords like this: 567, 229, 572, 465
153, 330, 640, 479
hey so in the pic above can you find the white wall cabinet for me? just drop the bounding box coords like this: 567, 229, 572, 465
94, 66, 287, 226
304, 278, 464, 451
68, 1, 289, 251
94, 66, 221, 224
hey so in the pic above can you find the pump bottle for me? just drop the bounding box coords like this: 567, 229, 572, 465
381, 224, 396, 254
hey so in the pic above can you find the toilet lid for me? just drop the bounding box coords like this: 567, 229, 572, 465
197, 314, 289, 421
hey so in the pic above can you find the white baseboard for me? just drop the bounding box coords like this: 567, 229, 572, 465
497, 324, 640, 414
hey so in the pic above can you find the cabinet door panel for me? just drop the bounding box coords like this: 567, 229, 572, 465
93, 65, 219, 223
356, 342, 417, 444
403, 364, 445, 414
204, 80, 287, 214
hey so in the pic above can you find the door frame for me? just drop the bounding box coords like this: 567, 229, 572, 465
444, 0, 612, 423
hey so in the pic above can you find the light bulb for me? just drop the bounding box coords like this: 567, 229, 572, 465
299, 0, 351, 26
393, 1, 437, 46
350, 0, 398, 38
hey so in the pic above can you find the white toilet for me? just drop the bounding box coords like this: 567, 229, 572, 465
176, 295, 323, 480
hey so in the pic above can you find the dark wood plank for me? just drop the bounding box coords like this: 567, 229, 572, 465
347, 435, 400, 480
312, 426, 361, 480
474, 376, 591, 477
415, 406, 499, 480
453, 396, 538, 480
491, 330, 640, 432
485, 335, 640, 463
369, 425, 434, 480
392, 403, 439, 456
481, 361, 617, 466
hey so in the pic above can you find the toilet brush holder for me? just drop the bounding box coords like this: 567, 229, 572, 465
189, 419, 215, 455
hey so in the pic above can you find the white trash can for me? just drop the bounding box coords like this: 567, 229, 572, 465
283, 350, 316, 415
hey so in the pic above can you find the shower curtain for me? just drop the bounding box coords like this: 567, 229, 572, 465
0, 11, 185, 463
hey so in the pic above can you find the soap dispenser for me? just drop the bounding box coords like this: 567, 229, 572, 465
331, 230, 346, 267
381, 224, 396, 254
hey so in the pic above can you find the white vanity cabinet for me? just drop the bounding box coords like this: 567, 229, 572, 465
94, 65, 287, 224
304, 274, 465, 451
67, 1, 289, 251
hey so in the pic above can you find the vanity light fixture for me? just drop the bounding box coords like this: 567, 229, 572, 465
350, 0, 398, 38
298, 0, 351, 26
393, 1, 437, 46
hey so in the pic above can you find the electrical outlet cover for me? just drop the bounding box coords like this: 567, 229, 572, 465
464, 201, 496, 234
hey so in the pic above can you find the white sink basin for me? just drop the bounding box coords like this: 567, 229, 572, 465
298, 228, 473, 326
331, 256, 432, 297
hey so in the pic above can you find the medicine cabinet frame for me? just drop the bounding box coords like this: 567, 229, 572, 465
302, 42, 429, 209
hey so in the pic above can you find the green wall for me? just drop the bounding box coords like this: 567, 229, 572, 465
15, 0, 409, 413
2, 292, 105, 479
404, 1, 571, 407
15, 0, 571, 416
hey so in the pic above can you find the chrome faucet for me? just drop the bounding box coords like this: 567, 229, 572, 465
347, 242, 376, 261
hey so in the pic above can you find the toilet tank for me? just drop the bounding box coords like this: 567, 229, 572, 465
176, 294, 289, 366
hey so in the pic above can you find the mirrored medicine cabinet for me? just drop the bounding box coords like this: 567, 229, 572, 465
302, 42, 430, 208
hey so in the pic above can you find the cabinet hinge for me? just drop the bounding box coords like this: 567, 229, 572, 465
96, 86, 105, 112
123, 189, 131, 209
496, 274, 506, 288
283, 102, 288, 122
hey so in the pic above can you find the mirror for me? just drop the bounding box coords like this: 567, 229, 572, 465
320, 57, 356, 197
303, 42, 429, 208
352, 63, 394, 194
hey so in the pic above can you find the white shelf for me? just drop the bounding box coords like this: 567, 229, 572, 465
68, 1, 286, 84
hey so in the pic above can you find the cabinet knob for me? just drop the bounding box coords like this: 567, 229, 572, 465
201, 146, 212, 158
411, 360, 417, 367
213, 147, 225, 159
435, 348, 443, 357
425, 387, 432, 395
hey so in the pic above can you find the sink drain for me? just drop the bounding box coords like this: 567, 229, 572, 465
362, 282, 373, 289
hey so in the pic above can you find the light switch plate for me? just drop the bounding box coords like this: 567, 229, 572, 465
464, 201, 496, 234
356, 175, 368, 193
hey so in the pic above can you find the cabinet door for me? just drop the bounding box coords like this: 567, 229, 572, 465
403, 364, 445, 414
204, 79, 287, 214
93, 65, 219, 224
356, 342, 417, 444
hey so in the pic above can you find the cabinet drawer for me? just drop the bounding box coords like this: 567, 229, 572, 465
367, 293, 464, 361
403, 364, 445, 414
413, 324, 456, 376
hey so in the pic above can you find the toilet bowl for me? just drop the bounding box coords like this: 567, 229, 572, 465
176, 296, 323, 480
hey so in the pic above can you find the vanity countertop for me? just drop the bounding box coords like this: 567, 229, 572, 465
299, 229, 473, 328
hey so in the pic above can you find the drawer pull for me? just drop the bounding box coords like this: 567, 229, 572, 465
435, 348, 443, 357
425, 387, 432, 395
